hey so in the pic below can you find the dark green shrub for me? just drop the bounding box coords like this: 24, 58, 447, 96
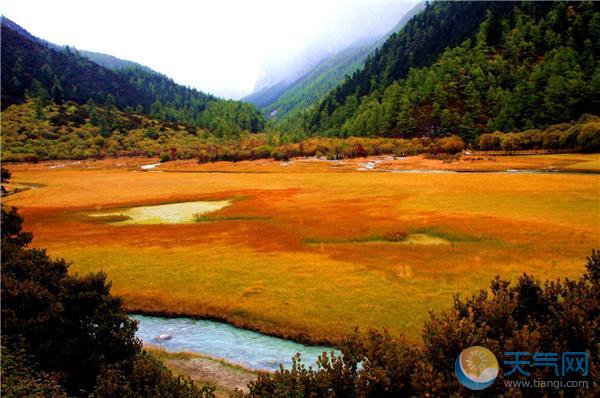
1, 345, 67, 398
1, 204, 215, 397
93, 352, 216, 398
241, 252, 600, 397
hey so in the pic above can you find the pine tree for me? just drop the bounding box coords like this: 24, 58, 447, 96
51, 76, 64, 104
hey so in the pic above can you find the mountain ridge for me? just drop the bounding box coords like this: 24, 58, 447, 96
0, 16, 153, 73
1, 17, 265, 132
307, 1, 599, 140
242, 2, 425, 117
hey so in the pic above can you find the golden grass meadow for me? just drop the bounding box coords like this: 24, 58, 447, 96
4, 154, 599, 345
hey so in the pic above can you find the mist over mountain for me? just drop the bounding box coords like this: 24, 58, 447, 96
248, 2, 418, 100
249, 1, 426, 120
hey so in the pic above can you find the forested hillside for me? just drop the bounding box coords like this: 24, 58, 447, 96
249, 3, 426, 122
266, 45, 373, 118
307, 1, 599, 141
0, 16, 149, 72
1, 19, 265, 133
76, 50, 154, 72
242, 81, 291, 110
1, 99, 249, 161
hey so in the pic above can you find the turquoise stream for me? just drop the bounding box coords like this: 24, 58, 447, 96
131, 314, 339, 371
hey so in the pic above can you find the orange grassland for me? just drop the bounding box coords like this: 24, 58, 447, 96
4, 154, 600, 345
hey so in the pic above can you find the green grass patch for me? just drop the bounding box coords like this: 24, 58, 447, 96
409, 227, 486, 243
304, 234, 402, 245
304, 232, 450, 246
193, 214, 270, 223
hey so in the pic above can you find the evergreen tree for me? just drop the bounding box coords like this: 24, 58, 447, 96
51, 76, 64, 104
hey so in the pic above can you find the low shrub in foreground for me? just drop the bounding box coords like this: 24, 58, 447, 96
1, 345, 67, 398
93, 352, 215, 398
238, 252, 599, 397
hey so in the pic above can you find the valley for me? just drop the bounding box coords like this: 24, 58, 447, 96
2, 1, 599, 396
5, 154, 598, 345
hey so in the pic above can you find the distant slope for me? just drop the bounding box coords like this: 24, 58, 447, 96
309, 1, 524, 132
0, 16, 51, 46
76, 50, 153, 72
1, 24, 157, 109
0, 16, 147, 72
307, 1, 599, 140
240, 81, 290, 110
247, 2, 425, 120
266, 45, 373, 118
1, 18, 265, 132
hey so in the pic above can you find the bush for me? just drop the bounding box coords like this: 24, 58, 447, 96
1, 345, 67, 398
437, 135, 465, 154
500, 133, 522, 152
240, 330, 418, 398
2, 206, 140, 395
94, 352, 216, 398
577, 122, 600, 152
478, 132, 502, 150
240, 251, 600, 397
1, 204, 216, 397
159, 151, 173, 163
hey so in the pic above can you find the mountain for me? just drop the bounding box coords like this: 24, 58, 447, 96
242, 2, 422, 118
1, 17, 265, 133
75, 50, 153, 72
307, 1, 599, 141
266, 45, 373, 118
0, 16, 150, 72
262, 2, 427, 121
240, 81, 291, 110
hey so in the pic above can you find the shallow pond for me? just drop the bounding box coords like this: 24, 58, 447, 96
89, 200, 230, 225
131, 314, 338, 371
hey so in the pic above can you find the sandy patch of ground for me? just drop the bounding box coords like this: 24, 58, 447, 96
401, 233, 450, 245
88, 200, 231, 224
166, 357, 256, 396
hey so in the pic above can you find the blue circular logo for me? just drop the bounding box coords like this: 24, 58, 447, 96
455, 346, 499, 390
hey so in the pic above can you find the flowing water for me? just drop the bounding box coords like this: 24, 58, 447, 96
131, 314, 339, 371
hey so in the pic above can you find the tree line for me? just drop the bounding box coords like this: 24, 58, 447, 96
1, 22, 265, 134
305, 1, 599, 141
2, 99, 598, 163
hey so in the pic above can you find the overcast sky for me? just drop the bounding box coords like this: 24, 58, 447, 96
2, 0, 417, 99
